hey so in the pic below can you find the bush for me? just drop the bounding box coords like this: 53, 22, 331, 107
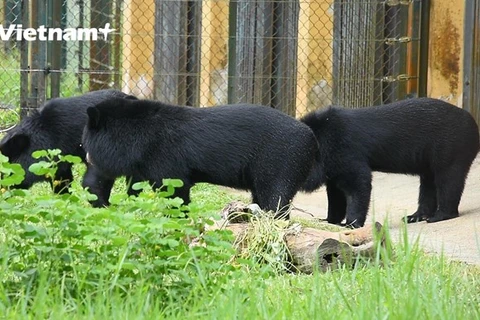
0, 150, 237, 305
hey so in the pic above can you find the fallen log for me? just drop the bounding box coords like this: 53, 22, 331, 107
205, 201, 385, 273
284, 222, 383, 272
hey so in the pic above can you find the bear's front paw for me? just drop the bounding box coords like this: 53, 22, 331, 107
90, 199, 110, 208
404, 214, 428, 224
345, 219, 363, 229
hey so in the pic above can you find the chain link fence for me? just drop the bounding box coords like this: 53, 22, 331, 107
0, 0, 426, 130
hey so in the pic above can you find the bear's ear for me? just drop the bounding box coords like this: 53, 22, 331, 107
87, 107, 102, 129
124, 94, 138, 100
0, 133, 30, 159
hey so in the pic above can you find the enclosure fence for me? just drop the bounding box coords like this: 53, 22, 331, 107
0, 0, 426, 127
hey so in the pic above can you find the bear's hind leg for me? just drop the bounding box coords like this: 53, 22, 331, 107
428, 165, 468, 223
405, 173, 437, 223
326, 181, 347, 225
336, 169, 372, 228
171, 181, 192, 217
173, 184, 192, 206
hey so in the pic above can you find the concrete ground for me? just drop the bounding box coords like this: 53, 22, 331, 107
225, 155, 480, 265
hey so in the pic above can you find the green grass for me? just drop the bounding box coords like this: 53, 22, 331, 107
2, 238, 479, 319
1, 158, 480, 319
182, 252, 480, 320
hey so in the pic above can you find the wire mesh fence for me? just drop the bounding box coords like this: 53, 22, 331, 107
0, 0, 425, 130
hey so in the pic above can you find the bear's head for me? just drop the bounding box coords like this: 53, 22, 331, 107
0, 118, 44, 189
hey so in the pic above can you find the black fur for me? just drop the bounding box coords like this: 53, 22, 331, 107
82, 97, 318, 216
0, 90, 136, 193
301, 97, 480, 228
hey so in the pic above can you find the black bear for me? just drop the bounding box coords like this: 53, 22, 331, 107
301, 98, 480, 228
81, 97, 318, 216
0, 90, 136, 193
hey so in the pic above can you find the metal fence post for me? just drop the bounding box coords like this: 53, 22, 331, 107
382, 4, 409, 104
89, 0, 112, 91
228, 0, 298, 114
30, 0, 47, 109
230, 0, 272, 105
77, 0, 85, 91
48, 0, 63, 98
112, 0, 123, 90
19, 0, 29, 118
154, 0, 201, 106
332, 0, 383, 108
463, 0, 480, 126
227, 0, 238, 105
271, 0, 299, 116
418, 0, 430, 98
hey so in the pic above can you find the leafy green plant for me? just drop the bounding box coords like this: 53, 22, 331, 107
0, 153, 25, 188
0, 151, 237, 306
28, 149, 82, 188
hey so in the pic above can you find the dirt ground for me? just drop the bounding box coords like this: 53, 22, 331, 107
224, 154, 480, 265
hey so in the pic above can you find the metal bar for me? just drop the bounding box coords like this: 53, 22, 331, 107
373, 2, 385, 105
113, 0, 122, 89
271, 0, 299, 115
89, 0, 112, 91
77, 0, 84, 90
417, 0, 429, 97
30, 0, 47, 108
227, 0, 238, 104
396, 5, 409, 101
50, 0, 62, 98
271, 0, 282, 108
463, 0, 474, 113
61, 0, 67, 69
19, 0, 29, 118
405, 0, 421, 98
474, 1, 480, 126
254, 0, 273, 106
234, 0, 256, 104
383, 4, 409, 103
186, 0, 202, 106
333, 0, 383, 108
37, 0, 47, 105
463, 0, 480, 127
332, 0, 342, 105
154, 0, 190, 105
